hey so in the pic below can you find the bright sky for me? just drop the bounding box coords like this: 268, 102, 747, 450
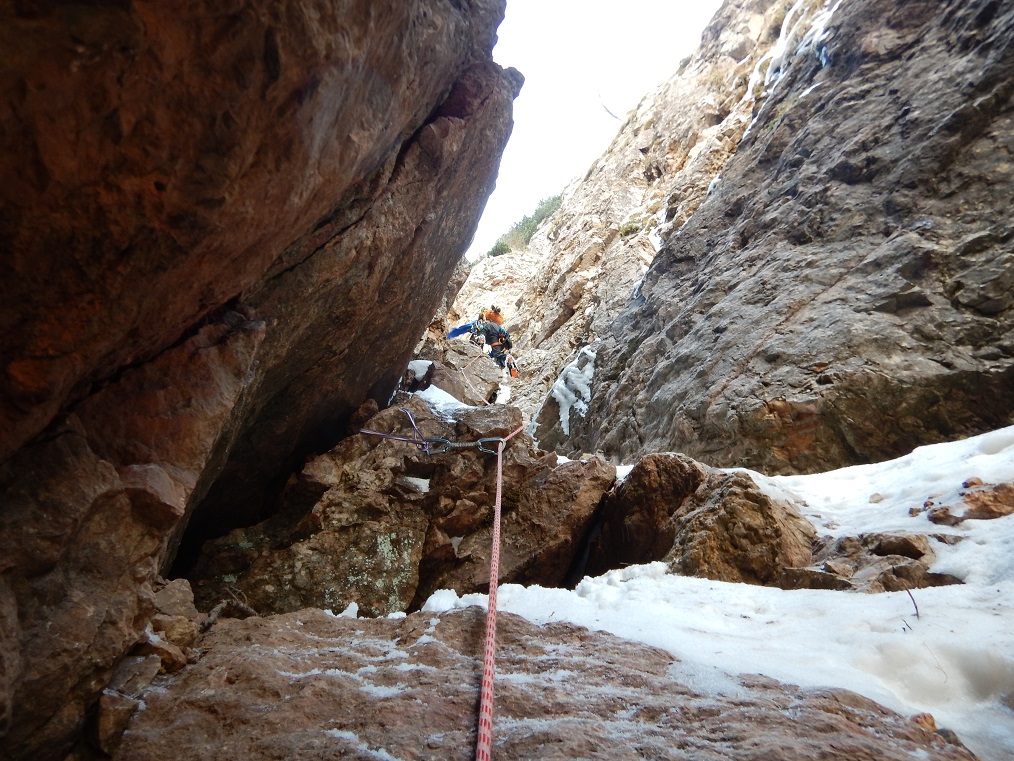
424, 425, 1014, 761
466, 0, 726, 260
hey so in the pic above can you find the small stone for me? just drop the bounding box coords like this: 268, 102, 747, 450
91, 690, 141, 753
823, 560, 854, 579
107, 655, 162, 698
911, 712, 937, 731
962, 476, 984, 488
926, 507, 962, 526
134, 632, 189, 673
936, 727, 969, 749
151, 613, 199, 650
869, 493, 884, 503
153, 578, 200, 619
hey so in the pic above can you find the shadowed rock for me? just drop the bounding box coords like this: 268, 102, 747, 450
0, 3, 519, 759
190, 395, 615, 617
584, 453, 816, 586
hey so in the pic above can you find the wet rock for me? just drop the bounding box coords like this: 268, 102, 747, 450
113, 607, 978, 761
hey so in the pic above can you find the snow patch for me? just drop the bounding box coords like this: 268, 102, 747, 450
415, 385, 470, 422
740, 0, 842, 142
338, 602, 359, 619
400, 477, 430, 493
495, 383, 512, 404
407, 360, 432, 377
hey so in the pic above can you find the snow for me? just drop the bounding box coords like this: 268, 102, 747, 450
338, 602, 359, 619
407, 360, 432, 377
495, 383, 512, 404
414, 385, 472, 422
400, 477, 430, 493
423, 426, 1014, 760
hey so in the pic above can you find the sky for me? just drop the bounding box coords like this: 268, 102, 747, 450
417, 394, 1014, 760
466, 0, 726, 260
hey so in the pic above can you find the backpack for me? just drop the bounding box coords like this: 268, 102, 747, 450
469, 319, 486, 346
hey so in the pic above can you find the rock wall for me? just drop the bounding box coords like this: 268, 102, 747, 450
449, 0, 796, 425
537, 0, 1014, 470
0, 2, 519, 759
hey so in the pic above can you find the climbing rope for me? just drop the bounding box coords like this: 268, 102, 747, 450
458, 351, 493, 406
475, 422, 523, 761
360, 409, 524, 759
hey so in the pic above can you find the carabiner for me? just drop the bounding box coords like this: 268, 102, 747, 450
475, 437, 506, 455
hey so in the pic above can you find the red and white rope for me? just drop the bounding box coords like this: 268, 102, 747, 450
475, 424, 524, 761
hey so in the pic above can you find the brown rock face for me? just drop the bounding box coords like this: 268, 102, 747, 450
665, 470, 817, 584
582, 453, 711, 576
0, 3, 519, 759
113, 607, 977, 761
537, 0, 1014, 472
583, 454, 816, 586
190, 395, 615, 617
0, 316, 260, 761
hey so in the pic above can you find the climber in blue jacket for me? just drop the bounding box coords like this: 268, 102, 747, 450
447, 306, 518, 377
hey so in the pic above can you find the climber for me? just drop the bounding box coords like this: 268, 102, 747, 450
447, 305, 519, 377
448, 305, 502, 338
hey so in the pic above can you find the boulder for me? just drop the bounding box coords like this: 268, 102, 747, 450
190, 395, 615, 616
0, 3, 518, 759
664, 470, 817, 585
584, 454, 816, 587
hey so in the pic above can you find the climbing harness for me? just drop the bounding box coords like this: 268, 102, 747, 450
360, 408, 525, 759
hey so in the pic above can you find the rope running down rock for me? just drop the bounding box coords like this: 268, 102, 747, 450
359, 409, 525, 757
